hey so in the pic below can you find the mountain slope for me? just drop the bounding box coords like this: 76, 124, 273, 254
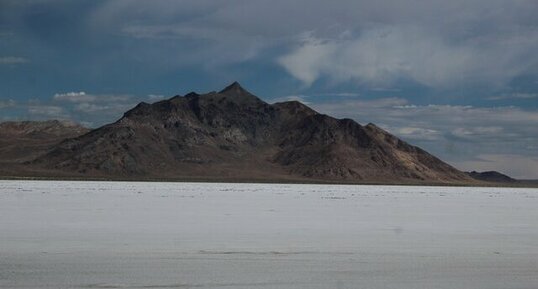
31, 82, 472, 183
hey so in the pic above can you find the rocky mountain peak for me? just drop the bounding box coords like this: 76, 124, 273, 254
26, 84, 473, 184
219, 81, 246, 94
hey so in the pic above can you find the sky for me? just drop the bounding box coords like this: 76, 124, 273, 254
1, 0, 538, 179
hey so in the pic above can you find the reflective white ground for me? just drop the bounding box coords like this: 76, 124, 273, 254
1, 181, 537, 288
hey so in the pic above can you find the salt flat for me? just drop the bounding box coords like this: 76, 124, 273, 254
0, 181, 537, 289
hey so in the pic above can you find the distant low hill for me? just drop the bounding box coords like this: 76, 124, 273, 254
0, 82, 487, 184
466, 171, 517, 183
0, 120, 89, 163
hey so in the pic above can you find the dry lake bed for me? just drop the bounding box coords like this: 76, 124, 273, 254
1, 181, 537, 289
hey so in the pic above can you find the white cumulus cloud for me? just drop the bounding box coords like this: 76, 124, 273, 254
54, 92, 96, 103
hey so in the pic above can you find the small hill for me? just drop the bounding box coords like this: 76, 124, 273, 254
467, 171, 517, 183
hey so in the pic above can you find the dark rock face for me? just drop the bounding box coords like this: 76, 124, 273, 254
29, 82, 472, 183
467, 171, 517, 183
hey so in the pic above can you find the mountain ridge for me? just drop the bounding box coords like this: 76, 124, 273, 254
21, 82, 473, 184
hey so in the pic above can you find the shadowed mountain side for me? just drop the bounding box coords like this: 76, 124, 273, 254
29, 82, 472, 183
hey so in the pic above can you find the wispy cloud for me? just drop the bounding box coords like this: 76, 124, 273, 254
487, 93, 538, 100
394, 126, 440, 141
74, 102, 133, 114
370, 87, 401, 92
27, 104, 66, 118
54, 91, 131, 103
311, 92, 360, 97
148, 94, 165, 101
450, 127, 504, 139
0, 56, 29, 65
0, 99, 16, 108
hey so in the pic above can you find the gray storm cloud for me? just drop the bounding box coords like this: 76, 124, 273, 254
278, 26, 538, 87
86, 0, 538, 88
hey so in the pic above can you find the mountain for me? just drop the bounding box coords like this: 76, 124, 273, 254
467, 171, 517, 183
25, 82, 472, 184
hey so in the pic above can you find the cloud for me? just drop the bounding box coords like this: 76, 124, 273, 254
315, 100, 538, 143
0, 56, 29, 65
54, 92, 131, 103
2, 0, 516, 95
451, 127, 504, 139
279, 25, 538, 88
148, 94, 165, 101
324, 92, 361, 97
277, 36, 337, 86
27, 105, 66, 117
6, 0, 538, 91
313, 97, 408, 114
74, 102, 133, 114
0, 99, 16, 108
370, 87, 401, 92
395, 127, 440, 141
74, 103, 108, 113
54, 92, 96, 102
34, 91, 138, 126
85, 0, 538, 85
488, 93, 538, 100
